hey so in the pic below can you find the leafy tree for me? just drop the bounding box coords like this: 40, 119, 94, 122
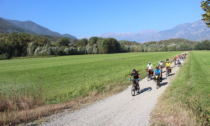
92, 44, 99, 54
31, 35, 50, 46
201, 0, 210, 27
106, 38, 121, 53
76, 38, 88, 47
97, 38, 121, 53
89, 37, 98, 45
98, 39, 109, 53
56, 37, 70, 46
86, 44, 93, 54
27, 42, 37, 55
195, 40, 210, 50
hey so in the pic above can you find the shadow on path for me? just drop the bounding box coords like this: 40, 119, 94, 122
159, 82, 168, 87
135, 87, 152, 96
168, 73, 175, 77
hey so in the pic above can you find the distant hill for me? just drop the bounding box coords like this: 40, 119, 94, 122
158, 20, 210, 41
100, 20, 210, 42
0, 18, 34, 34
0, 17, 77, 39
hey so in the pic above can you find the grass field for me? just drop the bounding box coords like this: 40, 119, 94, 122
0, 52, 181, 106
151, 51, 210, 126
0, 51, 185, 125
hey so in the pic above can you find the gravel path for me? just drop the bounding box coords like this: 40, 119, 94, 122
41, 62, 182, 126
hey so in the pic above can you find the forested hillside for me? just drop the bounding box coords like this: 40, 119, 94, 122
0, 18, 34, 34
0, 17, 76, 39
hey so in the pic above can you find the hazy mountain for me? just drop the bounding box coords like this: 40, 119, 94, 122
0, 17, 77, 39
101, 30, 158, 42
0, 18, 34, 34
100, 20, 210, 43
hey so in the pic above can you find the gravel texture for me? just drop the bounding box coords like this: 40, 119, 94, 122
41, 62, 182, 126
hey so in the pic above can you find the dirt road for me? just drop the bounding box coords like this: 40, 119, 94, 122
41, 63, 181, 126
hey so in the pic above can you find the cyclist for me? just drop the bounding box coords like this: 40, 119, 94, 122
146, 62, 153, 76
165, 60, 171, 74
165, 60, 171, 67
129, 69, 140, 87
147, 62, 153, 69
153, 66, 162, 82
159, 60, 164, 69
177, 57, 181, 66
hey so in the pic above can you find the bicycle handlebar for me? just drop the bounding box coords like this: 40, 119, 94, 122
128, 78, 140, 81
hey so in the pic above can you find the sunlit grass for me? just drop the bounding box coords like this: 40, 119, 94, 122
0, 52, 181, 104
153, 51, 210, 125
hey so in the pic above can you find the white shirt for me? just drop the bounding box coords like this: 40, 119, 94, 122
159, 62, 163, 66
147, 64, 153, 69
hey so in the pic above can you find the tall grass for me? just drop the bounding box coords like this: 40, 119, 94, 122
152, 51, 209, 125
0, 52, 181, 106
184, 51, 210, 125
0, 52, 184, 125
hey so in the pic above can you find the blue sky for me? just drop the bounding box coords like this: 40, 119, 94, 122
0, 0, 204, 38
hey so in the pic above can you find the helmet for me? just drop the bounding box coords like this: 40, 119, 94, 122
148, 62, 151, 64
132, 69, 136, 72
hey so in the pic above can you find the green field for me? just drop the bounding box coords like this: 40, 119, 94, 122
173, 51, 210, 115
0, 52, 181, 105
152, 51, 210, 125
181, 51, 210, 124
189, 51, 210, 110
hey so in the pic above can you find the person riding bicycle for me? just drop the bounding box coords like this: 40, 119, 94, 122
166, 60, 171, 66
129, 69, 140, 87
165, 60, 171, 74
153, 66, 162, 82
177, 57, 181, 65
159, 60, 164, 69
146, 62, 153, 76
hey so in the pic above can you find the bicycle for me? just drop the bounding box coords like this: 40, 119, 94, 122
154, 75, 160, 89
166, 66, 171, 77
129, 79, 140, 96
146, 69, 153, 81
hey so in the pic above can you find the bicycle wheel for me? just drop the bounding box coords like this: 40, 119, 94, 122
156, 79, 160, 89
156, 83, 159, 89
147, 74, 150, 81
166, 69, 169, 77
131, 85, 135, 96
137, 85, 140, 94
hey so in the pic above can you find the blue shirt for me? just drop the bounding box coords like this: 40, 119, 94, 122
154, 69, 161, 75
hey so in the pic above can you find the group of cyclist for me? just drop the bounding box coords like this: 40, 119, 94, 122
174, 53, 187, 65
129, 52, 188, 87
129, 52, 188, 90
129, 58, 172, 88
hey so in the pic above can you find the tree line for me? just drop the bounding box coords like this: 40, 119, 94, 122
0, 32, 209, 59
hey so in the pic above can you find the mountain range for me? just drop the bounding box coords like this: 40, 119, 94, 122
0, 17, 210, 43
0, 17, 77, 39
100, 20, 210, 42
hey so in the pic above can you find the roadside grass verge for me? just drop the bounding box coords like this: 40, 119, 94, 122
0, 52, 181, 125
151, 51, 210, 126
0, 82, 129, 126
